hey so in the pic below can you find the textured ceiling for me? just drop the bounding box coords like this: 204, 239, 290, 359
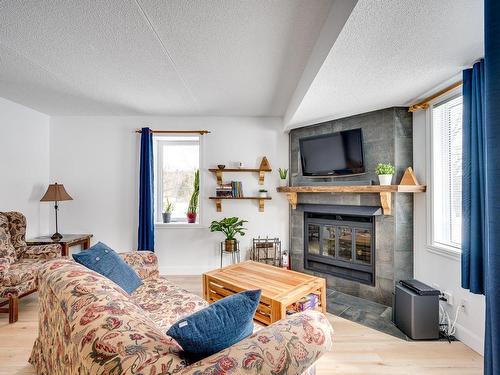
0, 1, 484, 121
0, 0, 332, 116
285, 0, 484, 128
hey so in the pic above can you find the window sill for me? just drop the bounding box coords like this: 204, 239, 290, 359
155, 223, 208, 229
426, 244, 461, 261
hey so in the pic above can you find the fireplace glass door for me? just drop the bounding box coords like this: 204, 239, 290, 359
304, 212, 375, 285
338, 226, 353, 261
355, 229, 371, 264
322, 225, 336, 257
307, 224, 320, 255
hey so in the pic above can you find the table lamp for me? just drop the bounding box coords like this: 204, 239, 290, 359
40, 183, 73, 240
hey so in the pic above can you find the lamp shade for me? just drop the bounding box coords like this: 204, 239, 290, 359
40, 183, 73, 202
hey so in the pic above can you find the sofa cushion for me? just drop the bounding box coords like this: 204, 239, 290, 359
1, 259, 38, 286
0, 213, 17, 265
166, 289, 261, 361
72, 242, 143, 294
0, 276, 36, 298
120, 251, 159, 280
131, 276, 208, 331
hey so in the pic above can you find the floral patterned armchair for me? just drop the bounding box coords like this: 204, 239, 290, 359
0, 212, 61, 323
30, 252, 334, 374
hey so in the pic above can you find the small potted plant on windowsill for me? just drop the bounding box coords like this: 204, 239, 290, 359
258, 189, 268, 198
210, 217, 248, 252
278, 168, 288, 187
163, 199, 174, 223
186, 169, 200, 223
376, 163, 395, 185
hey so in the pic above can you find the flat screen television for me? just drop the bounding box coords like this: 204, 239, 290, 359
299, 128, 365, 177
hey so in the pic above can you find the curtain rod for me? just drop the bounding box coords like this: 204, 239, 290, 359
135, 129, 210, 135
408, 81, 463, 112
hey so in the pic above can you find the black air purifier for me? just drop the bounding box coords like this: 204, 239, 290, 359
394, 279, 440, 340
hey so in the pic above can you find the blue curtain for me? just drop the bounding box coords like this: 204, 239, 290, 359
461, 59, 486, 294
484, 1, 500, 373
138, 127, 154, 251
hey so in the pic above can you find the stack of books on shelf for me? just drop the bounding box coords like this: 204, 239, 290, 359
215, 181, 243, 198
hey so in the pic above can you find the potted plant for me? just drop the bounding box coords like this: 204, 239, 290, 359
278, 168, 288, 187
163, 199, 174, 223
210, 217, 248, 252
187, 169, 200, 223
258, 189, 268, 198
376, 163, 395, 185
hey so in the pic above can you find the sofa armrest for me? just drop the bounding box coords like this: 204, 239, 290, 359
18, 244, 61, 261
180, 310, 333, 375
120, 251, 159, 279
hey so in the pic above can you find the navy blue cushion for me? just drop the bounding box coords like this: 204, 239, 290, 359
167, 289, 261, 361
72, 242, 143, 294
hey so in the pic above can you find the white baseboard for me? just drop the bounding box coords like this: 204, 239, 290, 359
455, 322, 484, 355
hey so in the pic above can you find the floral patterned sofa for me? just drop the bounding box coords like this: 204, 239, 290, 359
0, 211, 61, 323
30, 251, 334, 374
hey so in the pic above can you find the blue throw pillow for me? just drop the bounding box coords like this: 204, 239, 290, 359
167, 289, 261, 361
72, 242, 143, 294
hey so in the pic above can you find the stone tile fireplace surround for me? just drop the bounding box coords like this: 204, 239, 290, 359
289, 107, 413, 306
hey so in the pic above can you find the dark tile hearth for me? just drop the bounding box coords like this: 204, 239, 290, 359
326, 288, 407, 340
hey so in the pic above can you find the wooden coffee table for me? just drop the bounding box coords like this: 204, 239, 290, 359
203, 260, 326, 326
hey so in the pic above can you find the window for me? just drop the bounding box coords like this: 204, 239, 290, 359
431, 95, 463, 250
154, 135, 201, 224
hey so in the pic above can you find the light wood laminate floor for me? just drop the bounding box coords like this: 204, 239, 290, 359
0, 276, 483, 375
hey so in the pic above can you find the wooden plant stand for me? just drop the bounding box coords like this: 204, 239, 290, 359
203, 261, 326, 326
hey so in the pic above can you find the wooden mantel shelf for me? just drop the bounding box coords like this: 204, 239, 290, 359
276, 168, 426, 215
276, 185, 426, 194
276, 185, 425, 215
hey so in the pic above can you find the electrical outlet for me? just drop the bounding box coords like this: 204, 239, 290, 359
460, 299, 467, 313
443, 291, 453, 305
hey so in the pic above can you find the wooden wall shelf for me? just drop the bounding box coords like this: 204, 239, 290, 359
276, 185, 425, 215
209, 168, 272, 185
209, 197, 272, 212
209, 157, 272, 211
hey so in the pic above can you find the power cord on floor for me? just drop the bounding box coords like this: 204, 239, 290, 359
439, 298, 460, 343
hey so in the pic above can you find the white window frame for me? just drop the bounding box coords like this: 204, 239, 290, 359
426, 87, 463, 258
153, 134, 205, 228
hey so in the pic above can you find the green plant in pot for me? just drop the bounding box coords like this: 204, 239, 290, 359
163, 199, 174, 223
187, 169, 200, 223
210, 217, 248, 252
278, 168, 288, 187
376, 163, 396, 185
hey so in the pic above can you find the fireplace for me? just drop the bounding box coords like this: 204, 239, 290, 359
304, 207, 378, 286
289, 107, 413, 306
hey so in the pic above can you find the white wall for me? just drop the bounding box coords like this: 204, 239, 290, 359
49, 116, 289, 274
413, 109, 485, 355
0, 97, 50, 237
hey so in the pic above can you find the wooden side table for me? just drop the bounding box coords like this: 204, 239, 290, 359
27, 234, 93, 256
